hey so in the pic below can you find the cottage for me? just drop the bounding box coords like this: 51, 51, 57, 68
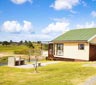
48, 28, 96, 61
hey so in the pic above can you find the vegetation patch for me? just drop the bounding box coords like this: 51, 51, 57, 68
0, 45, 28, 53
14, 49, 29, 54
0, 62, 96, 85
0, 41, 48, 55
0, 56, 9, 64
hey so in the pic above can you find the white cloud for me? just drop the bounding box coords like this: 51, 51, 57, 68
0, 33, 52, 41
2, 20, 33, 33
1, 20, 60, 41
2, 21, 21, 33
25, 34, 52, 41
23, 20, 33, 32
76, 21, 96, 29
50, 0, 79, 10
42, 21, 69, 34
11, 0, 32, 4
91, 11, 96, 17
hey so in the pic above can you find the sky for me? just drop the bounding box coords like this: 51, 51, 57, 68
0, 0, 96, 41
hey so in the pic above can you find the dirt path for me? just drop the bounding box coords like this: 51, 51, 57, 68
0, 52, 26, 58
80, 63, 96, 85
0, 52, 12, 57
81, 76, 96, 85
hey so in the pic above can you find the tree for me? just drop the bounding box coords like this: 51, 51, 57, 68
25, 41, 39, 73
2, 41, 10, 46
24, 40, 28, 45
18, 40, 23, 45
34, 56, 38, 73
25, 41, 34, 62
37, 41, 41, 44
0, 41, 2, 45
10, 40, 13, 44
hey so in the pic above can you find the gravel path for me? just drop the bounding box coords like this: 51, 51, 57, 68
81, 64, 96, 85
8, 61, 60, 68
79, 76, 96, 85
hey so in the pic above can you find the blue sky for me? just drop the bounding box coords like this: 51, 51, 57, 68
0, 0, 96, 41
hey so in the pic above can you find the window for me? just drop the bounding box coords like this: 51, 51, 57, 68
78, 44, 84, 50
56, 44, 63, 56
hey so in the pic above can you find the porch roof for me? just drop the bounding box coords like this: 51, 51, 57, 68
53, 28, 96, 42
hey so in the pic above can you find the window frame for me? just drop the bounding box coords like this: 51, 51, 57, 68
78, 44, 84, 50
56, 43, 64, 56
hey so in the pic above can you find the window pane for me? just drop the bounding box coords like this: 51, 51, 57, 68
78, 44, 84, 50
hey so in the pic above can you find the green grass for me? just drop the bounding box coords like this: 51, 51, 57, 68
0, 56, 8, 64
0, 62, 96, 85
0, 45, 28, 53
0, 44, 42, 55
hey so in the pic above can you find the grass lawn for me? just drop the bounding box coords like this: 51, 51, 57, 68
0, 62, 96, 85
0, 45, 28, 53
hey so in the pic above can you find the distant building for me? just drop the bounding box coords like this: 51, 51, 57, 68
48, 28, 96, 61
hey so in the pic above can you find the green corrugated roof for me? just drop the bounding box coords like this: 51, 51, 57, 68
53, 28, 96, 42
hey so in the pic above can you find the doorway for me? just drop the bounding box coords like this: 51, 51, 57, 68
89, 44, 96, 61
48, 43, 54, 59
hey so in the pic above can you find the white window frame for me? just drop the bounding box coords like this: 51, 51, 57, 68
56, 44, 63, 56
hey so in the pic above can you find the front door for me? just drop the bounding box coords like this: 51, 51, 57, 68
89, 45, 96, 61
48, 44, 54, 58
